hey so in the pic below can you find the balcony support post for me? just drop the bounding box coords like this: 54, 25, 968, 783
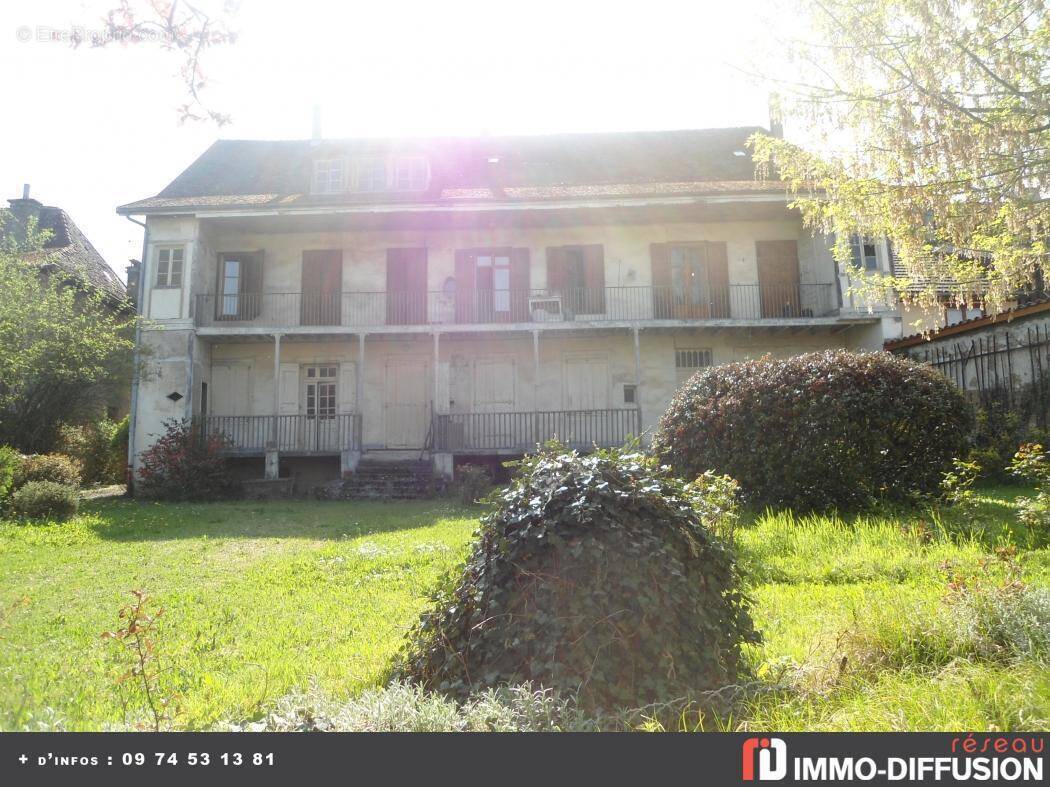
532, 330, 541, 448
633, 327, 642, 438
266, 332, 282, 481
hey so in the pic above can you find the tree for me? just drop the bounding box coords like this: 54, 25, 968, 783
82, 0, 239, 125
0, 216, 137, 453
748, 0, 1049, 313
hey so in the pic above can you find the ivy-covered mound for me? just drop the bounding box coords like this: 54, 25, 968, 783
395, 445, 759, 711
651, 350, 972, 512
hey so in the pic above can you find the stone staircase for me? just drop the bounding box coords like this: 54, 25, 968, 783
337, 459, 438, 500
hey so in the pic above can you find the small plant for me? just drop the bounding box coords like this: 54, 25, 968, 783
1009, 443, 1050, 548
0, 445, 18, 502
136, 419, 235, 501
942, 548, 1049, 662
938, 457, 987, 534
13, 453, 81, 490
7, 480, 79, 521
451, 464, 493, 506
101, 590, 170, 731
684, 470, 741, 544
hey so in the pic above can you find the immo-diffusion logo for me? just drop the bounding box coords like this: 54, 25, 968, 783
742, 737, 788, 781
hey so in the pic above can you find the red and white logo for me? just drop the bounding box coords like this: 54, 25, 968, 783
742, 737, 788, 781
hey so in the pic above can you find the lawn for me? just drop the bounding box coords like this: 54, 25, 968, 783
0, 488, 1047, 730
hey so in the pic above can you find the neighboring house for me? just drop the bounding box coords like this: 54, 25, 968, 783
886, 296, 1050, 407
117, 127, 890, 488
3, 186, 131, 418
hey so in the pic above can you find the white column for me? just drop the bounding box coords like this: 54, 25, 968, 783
633, 327, 643, 437
266, 332, 282, 480
532, 330, 541, 448
357, 333, 366, 445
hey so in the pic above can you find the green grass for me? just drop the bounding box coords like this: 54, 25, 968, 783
0, 499, 477, 730
0, 487, 1046, 730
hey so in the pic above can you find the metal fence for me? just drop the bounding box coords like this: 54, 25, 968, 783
194, 283, 838, 329
431, 408, 641, 453
900, 323, 1050, 427
196, 414, 362, 454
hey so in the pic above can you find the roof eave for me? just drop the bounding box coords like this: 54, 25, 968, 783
117, 191, 795, 218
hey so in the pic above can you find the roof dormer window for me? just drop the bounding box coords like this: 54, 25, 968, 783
312, 158, 345, 194
354, 157, 388, 192
393, 156, 428, 191
350, 155, 429, 193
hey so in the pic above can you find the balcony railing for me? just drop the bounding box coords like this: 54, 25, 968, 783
194, 283, 838, 329
196, 414, 361, 454
431, 408, 640, 453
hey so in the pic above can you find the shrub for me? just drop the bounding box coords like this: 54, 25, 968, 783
451, 464, 493, 505
1009, 443, 1050, 547
225, 683, 599, 732
8, 480, 79, 521
13, 453, 82, 490
136, 419, 235, 501
395, 443, 758, 712
57, 419, 126, 485
0, 445, 18, 501
651, 350, 972, 511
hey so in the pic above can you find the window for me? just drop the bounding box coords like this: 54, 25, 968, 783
312, 159, 345, 194
393, 156, 428, 191
547, 244, 606, 314
850, 235, 879, 271
477, 253, 512, 312
354, 157, 388, 192
156, 247, 184, 288
304, 366, 337, 419
670, 245, 710, 304
215, 252, 263, 320
623, 384, 637, 404
675, 348, 713, 386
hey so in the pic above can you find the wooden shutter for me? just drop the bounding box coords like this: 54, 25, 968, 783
278, 363, 299, 415
243, 252, 263, 318
707, 242, 729, 318
582, 244, 606, 314
454, 250, 475, 323
650, 243, 671, 318
338, 362, 357, 413
510, 248, 530, 322
757, 240, 801, 317
546, 246, 567, 294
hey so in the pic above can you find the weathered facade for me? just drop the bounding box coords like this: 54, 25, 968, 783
118, 128, 893, 488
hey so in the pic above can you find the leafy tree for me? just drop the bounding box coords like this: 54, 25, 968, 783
749, 0, 1048, 312
0, 214, 137, 453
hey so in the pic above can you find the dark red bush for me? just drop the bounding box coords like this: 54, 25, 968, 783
651, 350, 972, 511
136, 419, 236, 501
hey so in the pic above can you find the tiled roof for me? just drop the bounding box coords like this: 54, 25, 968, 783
5, 203, 125, 299
119, 128, 781, 214
884, 295, 1050, 350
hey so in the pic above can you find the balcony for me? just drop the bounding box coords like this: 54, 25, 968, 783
196, 414, 361, 455
193, 283, 839, 330
431, 409, 640, 453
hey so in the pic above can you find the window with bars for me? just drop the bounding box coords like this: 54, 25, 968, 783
156, 246, 184, 288
675, 348, 713, 386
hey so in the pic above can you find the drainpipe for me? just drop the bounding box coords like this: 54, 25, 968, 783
124, 214, 148, 495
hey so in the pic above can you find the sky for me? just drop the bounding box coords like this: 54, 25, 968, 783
0, 0, 783, 282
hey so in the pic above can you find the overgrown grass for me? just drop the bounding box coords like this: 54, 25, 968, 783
0, 499, 477, 730
0, 486, 1046, 730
